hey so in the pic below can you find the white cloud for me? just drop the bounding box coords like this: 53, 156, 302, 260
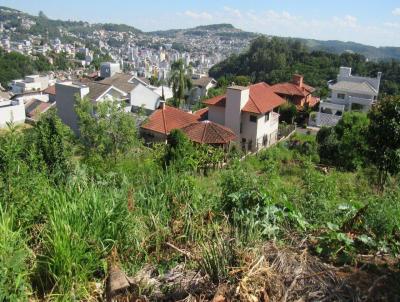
223, 6, 242, 19
392, 8, 400, 16
384, 22, 400, 28
183, 10, 213, 20
333, 15, 358, 28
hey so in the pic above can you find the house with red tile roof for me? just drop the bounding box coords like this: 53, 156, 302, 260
271, 74, 319, 109
203, 82, 285, 152
140, 103, 236, 146
140, 103, 199, 143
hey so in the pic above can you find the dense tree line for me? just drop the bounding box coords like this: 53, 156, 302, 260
0, 48, 51, 87
209, 36, 400, 97
0, 48, 78, 87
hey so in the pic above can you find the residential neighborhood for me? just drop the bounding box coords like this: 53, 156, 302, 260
1, 2, 400, 302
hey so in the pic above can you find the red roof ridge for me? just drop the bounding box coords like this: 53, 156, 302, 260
248, 94, 262, 114
161, 107, 167, 135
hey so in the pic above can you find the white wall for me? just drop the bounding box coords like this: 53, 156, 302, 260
131, 84, 160, 111
256, 111, 279, 148
240, 112, 258, 144
208, 106, 225, 125
224, 87, 249, 136
0, 100, 25, 127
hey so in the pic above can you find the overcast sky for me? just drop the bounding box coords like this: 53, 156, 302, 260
1, 0, 400, 47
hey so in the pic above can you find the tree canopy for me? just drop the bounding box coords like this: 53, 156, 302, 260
209, 36, 400, 97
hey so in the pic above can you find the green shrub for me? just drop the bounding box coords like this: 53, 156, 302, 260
0, 210, 32, 301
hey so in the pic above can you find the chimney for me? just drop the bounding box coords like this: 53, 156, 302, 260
159, 99, 166, 109
292, 74, 304, 87
224, 85, 250, 136
339, 67, 352, 78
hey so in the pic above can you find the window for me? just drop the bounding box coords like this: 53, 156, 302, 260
265, 112, 270, 122
240, 122, 243, 133
337, 93, 345, 99
263, 135, 268, 146
249, 115, 257, 123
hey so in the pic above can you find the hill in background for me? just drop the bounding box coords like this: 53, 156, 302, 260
1, 6, 400, 61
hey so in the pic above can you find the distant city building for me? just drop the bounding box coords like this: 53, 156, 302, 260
10, 75, 52, 95
100, 62, 121, 78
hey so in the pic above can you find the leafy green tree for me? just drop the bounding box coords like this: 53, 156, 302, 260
168, 59, 192, 108
75, 97, 138, 162
367, 96, 400, 189
316, 112, 369, 170
279, 102, 297, 124
163, 129, 196, 170
33, 109, 73, 180
316, 127, 340, 166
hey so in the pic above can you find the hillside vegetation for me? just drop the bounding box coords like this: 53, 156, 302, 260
0, 94, 399, 300
209, 37, 400, 97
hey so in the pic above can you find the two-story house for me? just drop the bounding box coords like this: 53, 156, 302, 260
271, 74, 319, 109
315, 67, 382, 127
204, 83, 285, 152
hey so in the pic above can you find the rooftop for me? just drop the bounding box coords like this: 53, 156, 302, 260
204, 82, 285, 114
99, 73, 137, 93
181, 120, 236, 144
141, 105, 199, 135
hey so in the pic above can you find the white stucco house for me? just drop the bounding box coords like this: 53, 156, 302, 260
204, 83, 285, 152
315, 67, 382, 127
0, 97, 25, 128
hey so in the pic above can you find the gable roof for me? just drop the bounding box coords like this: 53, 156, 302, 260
242, 83, 285, 114
203, 82, 285, 114
330, 81, 378, 95
141, 105, 199, 135
25, 99, 55, 121
86, 82, 127, 102
192, 77, 216, 88
203, 94, 226, 107
99, 73, 137, 93
271, 82, 315, 97
181, 120, 236, 144
193, 107, 209, 121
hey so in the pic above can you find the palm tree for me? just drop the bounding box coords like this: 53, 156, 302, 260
168, 59, 192, 108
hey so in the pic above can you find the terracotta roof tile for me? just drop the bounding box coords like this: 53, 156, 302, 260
181, 120, 236, 144
203, 82, 285, 114
203, 94, 226, 107
242, 83, 285, 114
193, 107, 209, 120
271, 82, 315, 97
141, 105, 199, 135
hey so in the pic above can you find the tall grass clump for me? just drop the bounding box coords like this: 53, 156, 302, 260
36, 182, 133, 300
0, 209, 33, 301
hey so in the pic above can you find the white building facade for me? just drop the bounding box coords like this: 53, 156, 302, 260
205, 83, 284, 152
315, 67, 381, 127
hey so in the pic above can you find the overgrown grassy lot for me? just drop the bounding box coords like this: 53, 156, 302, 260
1, 118, 399, 300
